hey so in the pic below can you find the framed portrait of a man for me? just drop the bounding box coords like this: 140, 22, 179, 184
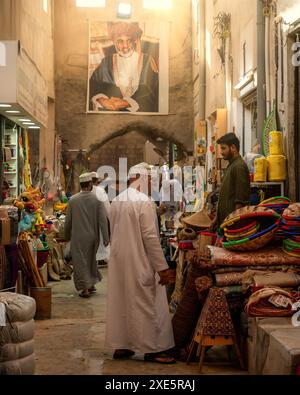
87, 21, 169, 114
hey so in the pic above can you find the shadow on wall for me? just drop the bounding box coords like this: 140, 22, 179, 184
62, 122, 189, 195
88, 121, 189, 164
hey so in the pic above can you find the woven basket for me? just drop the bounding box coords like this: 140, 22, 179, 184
260, 196, 291, 205
198, 232, 216, 255
221, 206, 280, 230
224, 220, 257, 234
283, 203, 300, 218
177, 228, 197, 241
224, 224, 260, 241
222, 220, 280, 251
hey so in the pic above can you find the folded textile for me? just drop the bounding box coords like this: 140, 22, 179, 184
208, 246, 300, 267
195, 276, 213, 296
253, 271, 300, 288
215, 272, 243, 287
213, 267, 247, 274
220, 285, 244, 295
245, 287, 296, 317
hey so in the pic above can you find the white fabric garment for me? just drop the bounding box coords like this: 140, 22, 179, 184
93, 186, 111, 261
115, 51, 141, 98
105, 187, 175, 354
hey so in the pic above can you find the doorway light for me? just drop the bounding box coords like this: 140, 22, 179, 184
117, 2, 132, 18
143, 0, 172, 9
76, 0, 106, 7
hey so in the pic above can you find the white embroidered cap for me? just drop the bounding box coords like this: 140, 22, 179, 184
79, 173, 92, 183
89, 172, 99, 179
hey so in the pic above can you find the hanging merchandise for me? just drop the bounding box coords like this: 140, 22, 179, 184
24, 130, 32, 189
262, 104, 277, 157
18, 131, 25, 193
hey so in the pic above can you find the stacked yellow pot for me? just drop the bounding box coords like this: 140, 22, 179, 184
267, 131, 286, 182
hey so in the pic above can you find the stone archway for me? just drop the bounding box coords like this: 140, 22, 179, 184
87, 121, 189, 173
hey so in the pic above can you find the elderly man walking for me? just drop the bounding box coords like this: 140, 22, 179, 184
105, 163, 175, 364
90, 172, 111, 267
65, 173, 109, 298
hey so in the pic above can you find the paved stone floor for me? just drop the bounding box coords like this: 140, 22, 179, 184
34, 268, 247, 375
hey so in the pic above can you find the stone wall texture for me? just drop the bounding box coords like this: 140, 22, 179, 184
54, 0, 194, 170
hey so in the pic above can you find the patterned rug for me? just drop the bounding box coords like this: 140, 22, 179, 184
172, 261, 208, 349
208, 246, 300, 267
196, 288, 235, 336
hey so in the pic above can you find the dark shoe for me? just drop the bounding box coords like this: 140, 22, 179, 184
113, 349, 135, 360
79, 291, 90, 298
88, 286, 97, 293
144, 352, 176, 364
97, 260, 108, 268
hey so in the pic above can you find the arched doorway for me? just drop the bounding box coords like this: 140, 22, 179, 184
87, 121, 189, 173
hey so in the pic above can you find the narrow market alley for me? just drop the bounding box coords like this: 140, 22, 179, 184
34, 271, 246, 375
1, 0, 300, 380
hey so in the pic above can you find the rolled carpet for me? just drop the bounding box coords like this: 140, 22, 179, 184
208, 246, 300, 267
172, 262, 208, 351
215, 272, 243, 287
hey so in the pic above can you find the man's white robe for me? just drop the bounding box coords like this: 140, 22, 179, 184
93, 186, 111, 261
105, 187, 175, 354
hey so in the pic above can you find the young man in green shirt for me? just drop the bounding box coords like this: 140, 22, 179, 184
215, 133, 250, 231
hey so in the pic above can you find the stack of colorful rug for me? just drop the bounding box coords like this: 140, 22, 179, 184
282, 203, 300, 257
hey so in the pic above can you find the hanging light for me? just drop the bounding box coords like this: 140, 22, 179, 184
117, 2, 132, 18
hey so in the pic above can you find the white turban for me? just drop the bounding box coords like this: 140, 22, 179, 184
128, 162, 152, 179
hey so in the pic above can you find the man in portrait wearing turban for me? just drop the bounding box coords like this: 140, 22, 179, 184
89, 22, 159, 113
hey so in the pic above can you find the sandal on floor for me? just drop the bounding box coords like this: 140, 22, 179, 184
88, 286, 97, 293
79, 291, 90, 298
113, 349, 135, 360
144, 352, 176, 364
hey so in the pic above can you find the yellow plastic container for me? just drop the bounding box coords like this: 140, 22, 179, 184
269, 131, 284, 155
267, 155, 287, 181
254, 157, 267, 182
